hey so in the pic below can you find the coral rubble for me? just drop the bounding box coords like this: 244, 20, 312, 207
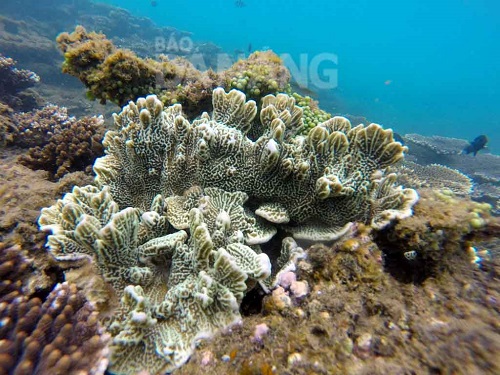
39, 87, 418, 373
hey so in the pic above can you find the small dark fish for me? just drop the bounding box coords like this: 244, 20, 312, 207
248, 43, 252, 53
150, 0, 158, 7
235, 0, 246, 8
393, 132, 405, 145
462, 135, 488, 156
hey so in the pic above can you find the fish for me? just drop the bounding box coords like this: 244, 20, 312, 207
150, 0, 158, 6
235, 0, 246, 7
248, 43, 252, 53
462, 135, 488, 156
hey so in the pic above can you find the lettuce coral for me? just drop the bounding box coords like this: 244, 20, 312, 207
39, 87, 417, 374
95, 88, 417, 241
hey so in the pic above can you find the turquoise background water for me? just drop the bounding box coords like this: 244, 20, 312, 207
101, 0, 500, 153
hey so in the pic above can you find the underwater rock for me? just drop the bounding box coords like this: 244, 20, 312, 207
0, 53, 40, 133
177, 195, 500, 375
56, 26, 290, 116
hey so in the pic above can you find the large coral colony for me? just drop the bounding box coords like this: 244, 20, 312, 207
2, 23, 496, 375
38, 81, 417, 374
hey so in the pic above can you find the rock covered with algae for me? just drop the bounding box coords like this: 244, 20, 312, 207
39, 87, 418, 374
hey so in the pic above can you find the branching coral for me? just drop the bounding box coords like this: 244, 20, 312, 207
18, 113, 105, 179
5, 104, 105, 179
0, 244, 110, 375
10, 104, 74, 148
0, 53, 40, 110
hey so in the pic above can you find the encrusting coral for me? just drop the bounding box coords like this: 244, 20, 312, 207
0, 244, 110, 375
38, 86, 418, 374
56, 26, 290, 117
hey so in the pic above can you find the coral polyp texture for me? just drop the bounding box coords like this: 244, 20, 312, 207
0, 245, 110, 375
6, 104, 106, 179
39, 186, 272, 374
39, 88, 417, 374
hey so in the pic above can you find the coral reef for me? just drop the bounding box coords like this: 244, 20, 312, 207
39, 87, 418, 373
395, 160, 473, 196
3, 103, 105, 180
0, 101, 16, 145
0, 244, 110, 375
95, 88, 417, 240
224, 51, 290, 101
0, 1, 224, 121
403, 133, 500, 214
0, 54, 41, 144
177, 192, 500, 375
9, 104, 74, 148
376, 188, 495, 281
39, 185, 272, 374
56, 26, 209, 109
290, 92, 332, 135
0, 53, 40, 111
56, 27, 290, 117
18, 112, 105, 179
0, 153, 93, 250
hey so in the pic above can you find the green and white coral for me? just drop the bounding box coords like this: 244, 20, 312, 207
95, 87, 417, 241
39, 186, 271, 374
40, 87, 417, 374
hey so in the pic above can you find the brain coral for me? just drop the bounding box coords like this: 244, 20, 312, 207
39, 87, 417, 374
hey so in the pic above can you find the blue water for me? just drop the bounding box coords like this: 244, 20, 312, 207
102, 0, 500, 153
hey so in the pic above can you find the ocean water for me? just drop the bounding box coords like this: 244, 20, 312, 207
100, 0, 500, 154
